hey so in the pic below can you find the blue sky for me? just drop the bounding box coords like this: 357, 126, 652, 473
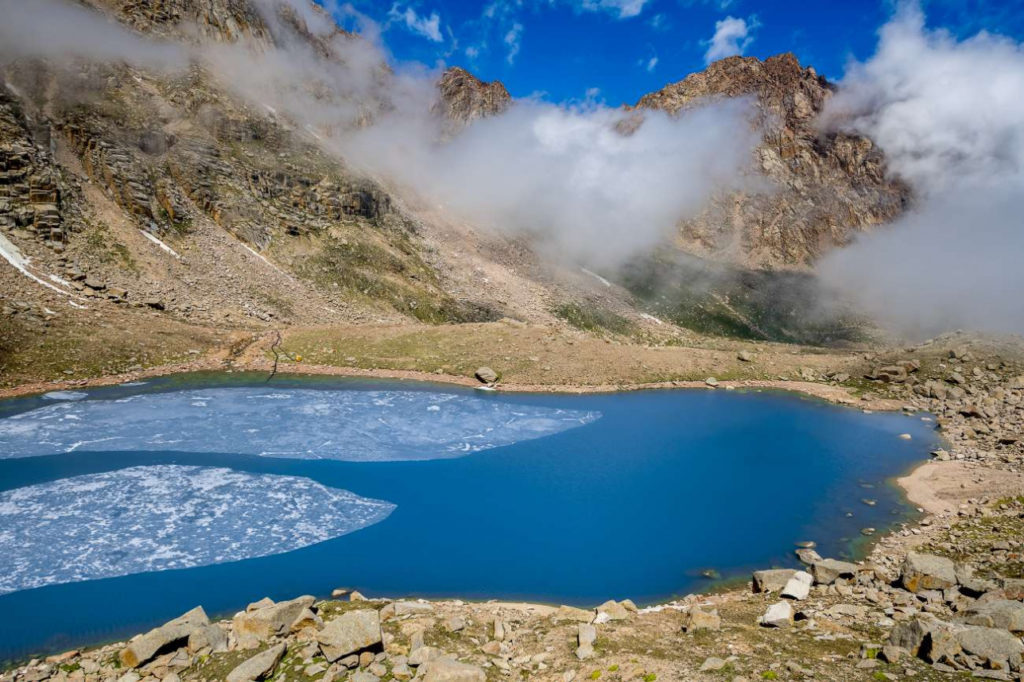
327, 0, 1024, 105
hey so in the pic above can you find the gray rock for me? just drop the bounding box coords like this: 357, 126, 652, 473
737, 351, 754, 362
594, 600, 629, 621
576, 624, 596, 660
408, 645, 443, 666
119, 606, 209, 668
233, 596, 315, 646
811, 558, 860, 585
416, 658, 486, 682
225, 642, 286, 682
955, 626, 1024, 670
317, 609, 382, 662
474, 367, 498, 384
889, 614, 959, 664
187, 624, 227, 654
781, 571, 813, 600
350, 673, 380, 682
752, 569, 796, 593
759, 602, 793, 628
681, 606, 720, 632
795, 548, 822, 565
957, 599, 1024, 634
901, 552, 957, 593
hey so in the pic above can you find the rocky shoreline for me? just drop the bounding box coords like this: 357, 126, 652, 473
2, 338, 1023, 681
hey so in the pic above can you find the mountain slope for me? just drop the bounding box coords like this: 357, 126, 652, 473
636, 53, 910, 268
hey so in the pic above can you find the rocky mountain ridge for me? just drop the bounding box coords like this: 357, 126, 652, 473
636, 53, 910, 268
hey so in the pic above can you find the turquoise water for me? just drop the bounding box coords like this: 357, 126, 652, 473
0, 373, 938, 663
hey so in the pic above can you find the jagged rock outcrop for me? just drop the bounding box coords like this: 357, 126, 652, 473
436, 67, 511, 130
0, 87, 68, 248
636, 53, 910, 268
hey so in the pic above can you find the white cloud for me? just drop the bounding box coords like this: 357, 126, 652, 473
643, 55, 658, 71
817, 2, 1024, 335
503, 21, 523, 63
574, 0, 650, 19
703, 15, 756, 64
387, 4, 443, 42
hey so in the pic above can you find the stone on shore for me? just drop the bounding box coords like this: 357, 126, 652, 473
317, 609, 382, 662
233, 595, 316, 647
681, 606, 720, 632
187, 624, 228, 654
900, 552, 957, 593
781, 571, 813, 600
759, 602, 793, 628
811, 558, 860, 585
594, 600, 629, 622
752, 569, 796, 593
474, 367, 498, 384
416, 657, 487, 682
225, 642, 286, 682
393, 600, 435, 617
119, 606, 209, 668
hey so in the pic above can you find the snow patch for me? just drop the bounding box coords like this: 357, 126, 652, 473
139, 230, 180, 259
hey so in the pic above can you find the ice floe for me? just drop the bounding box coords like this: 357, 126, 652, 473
0, 387, 600, 460
0, 465, 395, 595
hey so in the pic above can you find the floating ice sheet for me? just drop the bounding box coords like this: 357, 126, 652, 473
0, 465, 395, 595
0, 387, 599, 460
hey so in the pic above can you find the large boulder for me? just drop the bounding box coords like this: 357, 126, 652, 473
889, 614, 960, 664
187, 624, 228, 654
681, 606, 721, 632
416, 657, 487, 682
225, 643, 286, 682
119, 606, 209, 668
474, 367, 498, 384
781, 571, 813, 600
233, 596, 316, 647
594, 600, 629, 622
811, 559, 860, 585
576, 623, 596, 660
317, 609, 382, 662
957, 599, 1024, 634
900, 552, 958, 593
759, 602, 793, 628
955, 626, 1024, 670
752, 569, 796, 593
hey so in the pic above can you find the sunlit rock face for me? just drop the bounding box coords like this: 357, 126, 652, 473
0, 387, 601, 460
0, 465, 396, 594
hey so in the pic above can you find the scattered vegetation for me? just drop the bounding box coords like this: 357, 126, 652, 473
554, 301, 634, 335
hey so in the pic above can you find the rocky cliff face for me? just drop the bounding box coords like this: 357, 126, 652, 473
636, 53, 910, 268
435, 67, 511, 129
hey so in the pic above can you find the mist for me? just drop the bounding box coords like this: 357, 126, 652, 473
0, 0, 185, 69
818, 3, 1024, 336
0, 0, 759, 271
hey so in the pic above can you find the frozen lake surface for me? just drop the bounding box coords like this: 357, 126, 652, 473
0, 373, 938, 663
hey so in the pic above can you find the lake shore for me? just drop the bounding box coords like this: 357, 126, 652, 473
2, 331, 1022, 680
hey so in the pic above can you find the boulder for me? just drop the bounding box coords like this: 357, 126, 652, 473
119, 606, 209, 668
955, 626, 1024, 670
474, 367, 498, 384
417, 658, 487, 682
781, 571, 813, 600
225, 643, 286, 682
811, 559, 860, 585
957, 599, 1024, 634
889, 614, 960, 664
317, 609, 382, 662
795, 548, 822, 565
552, 605, 593, 622
759, 602, 793, 628
595, 600, 629, 621
409, 645, 444, 666
187, 624, 227, 654
576, 624, 596, 660
900, 552, 957, 593
681, 606, 720, 632
752, 569, 796, 593
737, 351, 754, 362
233, 596, 315, 647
